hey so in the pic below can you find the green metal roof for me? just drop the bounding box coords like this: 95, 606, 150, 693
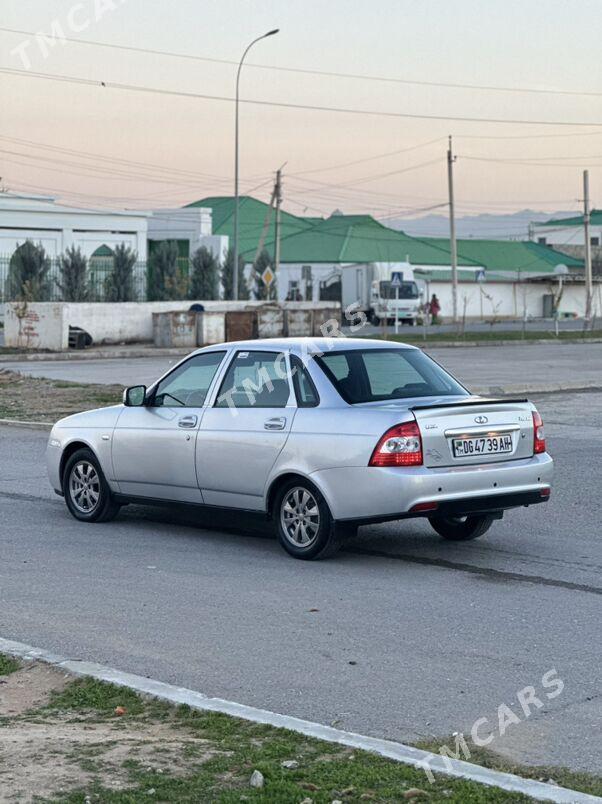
420, 237, 583, 275
415, 268, 510, 282
251, 214, 480, 267
186, 196, 312, 256
538, 210, 602, 227
186, 196, 581, 276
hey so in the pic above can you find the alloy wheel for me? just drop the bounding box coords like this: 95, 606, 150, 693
280, 486, 321, 548
69, 461, 101, 514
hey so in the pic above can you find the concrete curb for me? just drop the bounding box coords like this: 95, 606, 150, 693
420, 338, 602, 348
0, 637, 599, 803
0, 347, 186, 363
0, 418, 52, 430
1, 337, 602, 362
471, 382, 602, 396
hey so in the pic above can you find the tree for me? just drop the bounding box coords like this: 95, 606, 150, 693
104, 244, 138, 302
221, 247, 249, 301
252, 249, 277, 301
56, 246, 90, 301
147, 240, 187, 301
6, 241, 52, 301
189, 246, 219, 300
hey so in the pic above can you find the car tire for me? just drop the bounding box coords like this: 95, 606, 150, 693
429, 514, 494, 541
62, 448, 121, 523
274, 479, 340, 560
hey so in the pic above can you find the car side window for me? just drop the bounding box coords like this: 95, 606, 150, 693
153, 351, 226, 407
291, 355, 319, 407
215, 351, 291, 408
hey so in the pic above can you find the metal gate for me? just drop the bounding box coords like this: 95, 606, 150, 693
225, 310, 258, 341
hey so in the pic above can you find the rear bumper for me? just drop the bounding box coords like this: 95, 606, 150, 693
310, 453, 553, 522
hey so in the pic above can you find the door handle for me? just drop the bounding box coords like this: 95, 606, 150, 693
178, 415, 198, 428
264, 416, 286, 431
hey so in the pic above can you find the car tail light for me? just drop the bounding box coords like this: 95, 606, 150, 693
532, 410, 546, 454
369, 420, 423, 467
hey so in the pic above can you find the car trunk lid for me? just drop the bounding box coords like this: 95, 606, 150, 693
411, 397, 535, 468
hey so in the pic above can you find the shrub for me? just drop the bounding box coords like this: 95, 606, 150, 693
6, 241, 52, 301
221, 247, 249, 301
189, 246, 219, 300
148, 241, 187, 301
104, 244, 138, 302
56, 246, 90, 301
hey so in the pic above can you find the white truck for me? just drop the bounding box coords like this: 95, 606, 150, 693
341, 262, 423, 325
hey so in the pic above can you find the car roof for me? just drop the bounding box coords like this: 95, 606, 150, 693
195, 337, 419, 354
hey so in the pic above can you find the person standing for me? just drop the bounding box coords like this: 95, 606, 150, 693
429, 293, 441, 324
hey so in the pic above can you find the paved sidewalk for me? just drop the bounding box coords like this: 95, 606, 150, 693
3, 341, 601, 395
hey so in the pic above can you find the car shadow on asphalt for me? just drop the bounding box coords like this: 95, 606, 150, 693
110, 502, 602, 597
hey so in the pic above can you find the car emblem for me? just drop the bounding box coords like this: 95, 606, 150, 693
474, 415, 488, 424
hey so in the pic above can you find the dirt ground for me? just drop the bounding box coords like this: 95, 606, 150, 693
1, 658, 601, 803
0, 370, 122, 423
0, 661, 219, 803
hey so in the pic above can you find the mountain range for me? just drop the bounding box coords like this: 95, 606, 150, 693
385, 210, 574, 240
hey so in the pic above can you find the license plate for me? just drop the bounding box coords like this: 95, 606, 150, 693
452, 434, 513, 457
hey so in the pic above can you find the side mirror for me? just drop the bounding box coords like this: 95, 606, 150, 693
123, 385, 147, 407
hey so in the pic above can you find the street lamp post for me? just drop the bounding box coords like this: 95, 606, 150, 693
233, 29, 279, 301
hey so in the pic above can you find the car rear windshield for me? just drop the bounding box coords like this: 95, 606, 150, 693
314, 348, 467, 404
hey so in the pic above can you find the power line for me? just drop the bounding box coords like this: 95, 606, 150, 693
4, 176, 273, 209
458, 130, 602, 140
0, 133, 262, 184
4, 66, 602, 128
460, 155, 602, 168
288, 138, 446, 175
1, 25, 600, 100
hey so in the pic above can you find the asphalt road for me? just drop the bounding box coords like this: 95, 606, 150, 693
1, 390, 600, 774
5, 341, 602, 394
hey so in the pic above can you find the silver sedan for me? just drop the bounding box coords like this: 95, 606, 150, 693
47, 338, 553, 559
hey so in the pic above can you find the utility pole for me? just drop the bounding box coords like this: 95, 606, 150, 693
447, 135, 458, 324
583, 170, 593, 328
274, 167, 283, 283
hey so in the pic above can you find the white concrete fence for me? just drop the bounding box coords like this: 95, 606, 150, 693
2, 301, 341, 351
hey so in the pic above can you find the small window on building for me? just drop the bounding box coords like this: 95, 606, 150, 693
537, 237, 547, 246
591, 236, 600, 247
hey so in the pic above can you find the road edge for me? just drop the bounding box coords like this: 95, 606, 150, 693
2, 337, 602, 362
0, 637, 599, 804
0, 418, 52, 430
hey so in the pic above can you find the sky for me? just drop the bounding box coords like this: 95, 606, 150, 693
2, 0, 602, 225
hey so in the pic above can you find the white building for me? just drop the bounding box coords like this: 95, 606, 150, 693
0, 192, 149, 259
147, 206, 228, 259
531, 210, 602, 258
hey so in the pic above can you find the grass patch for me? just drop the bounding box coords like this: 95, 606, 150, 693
415, 739, 602, 799
5, 675, 596, 803
0, 371, 122, 423
0, 653, 21, 675
367, 328, 602, 345
47, 677, 149, 716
